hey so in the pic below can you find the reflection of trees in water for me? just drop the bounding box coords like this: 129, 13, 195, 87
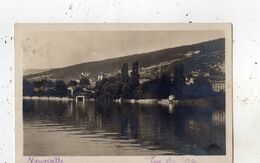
23, 100, 225, 155
212, 109, 225, 126
170, 105, 225, 154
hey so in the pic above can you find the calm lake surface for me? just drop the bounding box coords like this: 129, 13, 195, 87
23, 99, 225, 156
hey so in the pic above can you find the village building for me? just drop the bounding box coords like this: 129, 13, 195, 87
191, 71, 200, 78
97, 72, 104, 81
97, 72, 113, 81
211, 80, 225, 92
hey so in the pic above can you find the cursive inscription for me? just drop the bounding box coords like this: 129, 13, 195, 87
148, 156, 197, 163
28, 157, 63, 163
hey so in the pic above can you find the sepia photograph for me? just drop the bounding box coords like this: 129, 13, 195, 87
15, 24, 232, 162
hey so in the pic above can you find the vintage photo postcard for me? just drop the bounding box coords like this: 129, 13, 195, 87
15, 24, 232, 163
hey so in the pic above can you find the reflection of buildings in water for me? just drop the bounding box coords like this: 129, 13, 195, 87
76, 101, 87, 121
87, 104, 95, 126
74, 103, 79, 121
76, 100, 85, 108
137, 104, 179, 149
168, 104, 176, 113
118, 105, 139, 139
67, 101, 74, 116
171, 105, 225, 154
138, 114, 161, 146
184, 117, 211, 139
185, 119, 195, 129
96, 114, 102, 129
212, 109, 225, 126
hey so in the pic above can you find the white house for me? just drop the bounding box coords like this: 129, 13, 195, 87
212, 81, 225, 92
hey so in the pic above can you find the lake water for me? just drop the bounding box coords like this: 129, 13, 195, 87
23, 99, 225, 156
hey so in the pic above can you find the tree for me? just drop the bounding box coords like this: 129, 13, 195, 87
182, 76, 214, 99
67, 80, 78, 89
173, 64, 185, 87
140, 79, 160, 99
172, 64, 186, 100
55, 80, 67, 97
79, 77, 90, 88
46, 88, 57, 97
23, 80, 34, 96
74, 86, 83, 96
44, 80, 55, 88
121, 83, 133, 99
130, 61, 140, 89
95, 77, 124, 101
67, 80, 78, 97
121, 63, 129, 83
33, 79, 46, 97
43, 80, 55, 97
158, 73, 172, 98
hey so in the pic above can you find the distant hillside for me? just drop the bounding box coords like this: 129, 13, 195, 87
23, 68, 50, 76
24, 38, 225, 82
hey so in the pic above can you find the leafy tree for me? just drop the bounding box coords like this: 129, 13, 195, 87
182, 76, 214, 99
173, 64, 185, 87
67, 80, 78, 88
172, 64, 185, 99
44, 80, 55, 88
67, 80, 78, 97
43, 80, 55, 97
121, 83, 133, 99
194, 76, 210, 85
121, 63, 129, 83
46, 88, 57, 97
74, 86, 83, 96
79, 77, 90, 88
158, 73, 172, 98
23, 80, 34, 96
33, 79, 46, 97
95, 77, 124, 101
130, 61, 140, 89
140, 79, 160, 99
55, 80, 67, 97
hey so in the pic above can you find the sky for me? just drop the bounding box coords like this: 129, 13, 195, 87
22, 30, 225, 70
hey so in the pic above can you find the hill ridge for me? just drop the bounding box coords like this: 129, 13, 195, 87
24, 38, 225, 82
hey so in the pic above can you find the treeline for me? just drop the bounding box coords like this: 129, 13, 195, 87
23, 61, 216, 101
23, 75, 93, 98
94, 62, 215, 102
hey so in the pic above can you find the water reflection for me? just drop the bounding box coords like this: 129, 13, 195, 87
23, 99, 225, 156
168, 103, 175, 113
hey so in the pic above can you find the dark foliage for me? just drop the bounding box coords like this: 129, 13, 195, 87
139, 79, 160, 99
44, 80, 55, 88
46, 88, 57, 97
130, 61, 140, 89
122, 83, 133, 99
43, 80, 56, 97
79, 77, 90, 87
158, 73, 172, 98
173, 64, 185, 87
55, 80, 68, 97
67, 80, 78, 88
172, 64, 186, 100
95, 77, 124, 101
121, 63, 129, 83
23, 80, 34, 96
33, 79, 46, 96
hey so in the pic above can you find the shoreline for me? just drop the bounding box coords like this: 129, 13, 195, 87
23, 95, 224, 106
23, 96, 179, 105
23, 96, 74, 101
